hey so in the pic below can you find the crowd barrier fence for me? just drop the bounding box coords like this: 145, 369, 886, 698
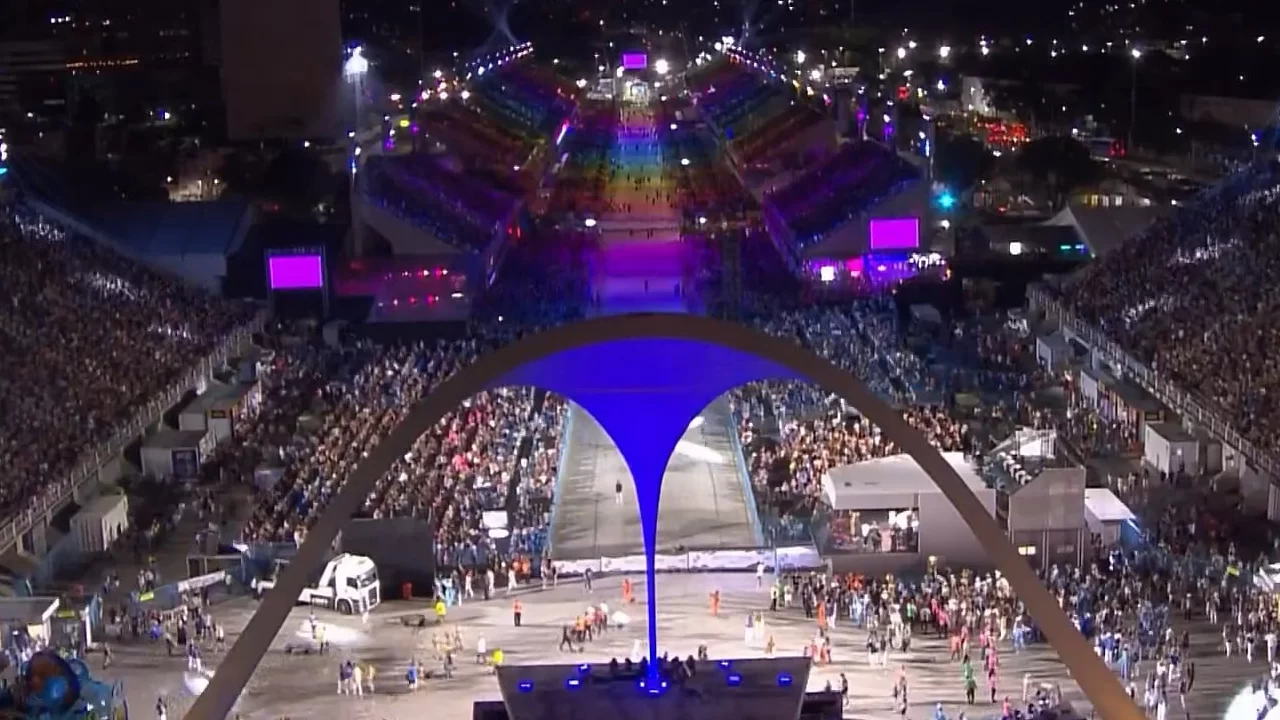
1030, 286, 1280, 481
550, 544, 824, 577
726, 410, 766, 546
545, 403, 576, 546
0, 310, 269, 560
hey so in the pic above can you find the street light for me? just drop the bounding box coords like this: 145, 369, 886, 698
655, 58, 670, 76
939, 45, 951, 59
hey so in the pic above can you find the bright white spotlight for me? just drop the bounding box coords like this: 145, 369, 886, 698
680, 158, 690, 166
344, 47, 369, 77
654, 58, 670, 76
673, 441, 726, 464
584, 218, 598, 228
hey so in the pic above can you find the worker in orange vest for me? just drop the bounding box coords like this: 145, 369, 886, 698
622, 577, 634, 605
513, 599, 523, 627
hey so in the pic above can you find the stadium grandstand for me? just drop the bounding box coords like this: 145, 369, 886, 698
1037, 158, 1280, 485
686, 54, 930, 271
4, 38, 1280, 720
353, 54, 577, 279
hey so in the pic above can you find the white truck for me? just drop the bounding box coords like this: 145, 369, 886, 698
251, 552, 381, 615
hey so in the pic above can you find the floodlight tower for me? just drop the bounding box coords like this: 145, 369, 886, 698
345, 46, 371, 257
345, 46, 370, 133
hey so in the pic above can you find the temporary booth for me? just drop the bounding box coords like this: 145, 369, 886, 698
50, 595, 101, 649
1083, 488, 1136, 547
1080, 366, 1165, 431
70, 493, 130, 554
178, 381, 262, 444
1035, 332, 1073, 370
178, 383, 235, 432
0, 597, 59, 649
1143, 422, 1200, 475
820, 452, 997, 568
141, 428, 215, 480
1006, 467, 1088, 567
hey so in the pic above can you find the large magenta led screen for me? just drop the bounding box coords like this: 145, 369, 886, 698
621, 52, 648, 70
869, 217, 921, 251
268, 255, 325, 290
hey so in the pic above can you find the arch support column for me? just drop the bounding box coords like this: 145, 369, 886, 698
572, 389, 716, 669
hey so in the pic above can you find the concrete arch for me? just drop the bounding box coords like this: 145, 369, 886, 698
187, 314, 1141, 720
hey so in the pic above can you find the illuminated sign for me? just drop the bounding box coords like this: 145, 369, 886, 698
869, 217, 920, 251
621, 52, 648, 70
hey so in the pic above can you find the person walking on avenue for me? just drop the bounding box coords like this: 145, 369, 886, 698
513, 599, 523, 627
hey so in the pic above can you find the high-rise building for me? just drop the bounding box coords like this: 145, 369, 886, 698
219, 0, 343, 142
0, 40, 67, 119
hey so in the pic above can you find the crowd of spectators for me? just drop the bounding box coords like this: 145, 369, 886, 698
469, 64, 575, 142
734, 389, 966, 545
370, 60, 579, 253
417, 63, 573, 174
1058, 161, 1280, 454
545, 101, 615, 218
363, 155, 506, 253
688, 60, 826, 171
765, 141, 921, 250
362, 154, 517, 254
656, 98, 753, 226
240, 240, 588, 570
0, 203, 256, 525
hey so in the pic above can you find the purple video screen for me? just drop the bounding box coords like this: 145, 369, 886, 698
621, 52, 648, 71
869, 217, 920, 251
268, 255, 324, 290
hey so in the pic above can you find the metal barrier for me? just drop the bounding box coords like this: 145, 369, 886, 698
1029, 285, 1280, 479
726, 410, 766, 546
0, 310, 269, 557
543, 402, 576, 557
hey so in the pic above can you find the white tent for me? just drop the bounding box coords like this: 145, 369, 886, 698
1083, 488, 1136, 547
821, 452, 987, 511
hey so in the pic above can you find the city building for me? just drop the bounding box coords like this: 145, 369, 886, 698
0, 40, 67, 119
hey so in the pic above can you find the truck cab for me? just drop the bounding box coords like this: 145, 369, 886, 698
252, 553, 381, 615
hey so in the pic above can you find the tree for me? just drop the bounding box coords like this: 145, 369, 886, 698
934, 135, 994, 192
1015, 136, 1099, 209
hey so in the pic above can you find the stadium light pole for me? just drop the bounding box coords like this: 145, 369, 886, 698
345, 46, 370, 135
345, 47, 371, 260
1128, 48, 1141, 156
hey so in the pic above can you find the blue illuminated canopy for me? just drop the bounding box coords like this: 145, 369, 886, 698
492, 337, 808, 672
